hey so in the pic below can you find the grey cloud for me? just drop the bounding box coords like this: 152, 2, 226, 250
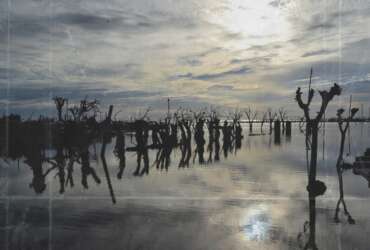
0, 14, 67, 41
0, 66, 53, 82
63, 63, 144, 80
54, 13, 122, 30
230, 54, 275, 65
343, 80, 370, 94
177, 57, 202, 67
306, 21, 335, 31
0, 68, 23, 80
268, 0, 289, 8
175, 47, 224, 67
221, 32, 244, 40
342, 38, 370, 63
306, 11, 346, 32
233, 90, 289, 103
207, 84, 234, 91
288, 8, 359, 46
196, 47, 224, 58
0, 83, 160, 104
230, 58, 249, 64
0, 7, 201, 43
301, 49, 335, 58
175, 72, 193, 79
175, 66, 252, 81
268, 61, 370, 87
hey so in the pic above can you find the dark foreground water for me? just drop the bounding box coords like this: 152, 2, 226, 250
1, 123, 370, 249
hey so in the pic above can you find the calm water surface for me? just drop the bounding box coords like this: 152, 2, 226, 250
1, 123, 370, 249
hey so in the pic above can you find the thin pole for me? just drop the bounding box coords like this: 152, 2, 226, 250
167, 98, 170, 119
322, 112, 326, 160
348, 95, 352, 154
308, 67, 313, 104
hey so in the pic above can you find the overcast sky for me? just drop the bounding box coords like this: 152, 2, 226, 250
1, 0, 370, 118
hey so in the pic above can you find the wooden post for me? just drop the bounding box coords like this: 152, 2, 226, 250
100, 105, 116, 204
348, 95, 352, 154
107, 105, 113, 122
286, 121, 292, 137
167, 98, 170, 119
274, 120, 281, 145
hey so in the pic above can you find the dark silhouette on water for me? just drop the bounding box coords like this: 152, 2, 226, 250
114, 131, 126, 179
129, 120, 150, 175
353, 148, 370, 187
333, 107, 358, 224
245, 107, 258, 134
81, 149, 101, 189
296, 69, 341, 250
274, 120, 281, 145
206, 111, 218, 163
178, 115, 192, 168
222, 120, 233, 158
213, 116, 221, 162
267, 108, 277, 135
193, 112, 206, 164
101, 106, 116, 203
278, 107, 288, 134
296, 68, 341, 188
297, 177, 326, 250
53, 96, 67, 122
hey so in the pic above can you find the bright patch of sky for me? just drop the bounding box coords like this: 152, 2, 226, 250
1, 0, 370, 118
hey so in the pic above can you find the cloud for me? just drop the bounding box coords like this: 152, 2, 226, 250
175, 66, 252, 81
63, 63, 144, 80
342, 38, 370, 63
207, 84, 234, 91
267, 61, 370, 88
343, 80, 370, 94
177, 56, 202, 67
0, 83, 160, 104
268, 0, 289, 8
0, 15, 67, 42
54, 13, 123, 30
306, 20, 335, 31
301, 49, 335, 58
230, 54, 275, 65
0, 68, 24, 80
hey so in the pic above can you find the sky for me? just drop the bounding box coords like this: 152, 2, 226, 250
1, 0, 370, 119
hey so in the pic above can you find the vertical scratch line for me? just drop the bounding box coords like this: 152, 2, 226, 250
5, 0, 11, 249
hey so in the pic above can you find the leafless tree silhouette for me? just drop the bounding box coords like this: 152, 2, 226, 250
245, 107, 258, 134
278, 107, 288, 132
68, 97, 100, 121
267, 108, 277, 134
53, 96, 67, 121
296, 68, 341, 250
334, 107, 358, 224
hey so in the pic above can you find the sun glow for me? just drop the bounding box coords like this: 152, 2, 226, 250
208, 0, 291, 45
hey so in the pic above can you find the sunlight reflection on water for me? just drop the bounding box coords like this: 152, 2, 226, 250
241, 204, 271, 241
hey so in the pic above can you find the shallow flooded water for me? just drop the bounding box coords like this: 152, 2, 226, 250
1, 123, 370, 249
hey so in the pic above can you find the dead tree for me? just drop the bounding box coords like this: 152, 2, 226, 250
334, 107, 358, 224
260, 111, 268, 133
53, 96, 67, 121
69, 97, 100, 122
267, 108, 277, 134
296, 82, 341, 184
278, 107, 288, 133
296, 69, 341, 250
192, 110, 206, 164
245, 107, 258, 134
